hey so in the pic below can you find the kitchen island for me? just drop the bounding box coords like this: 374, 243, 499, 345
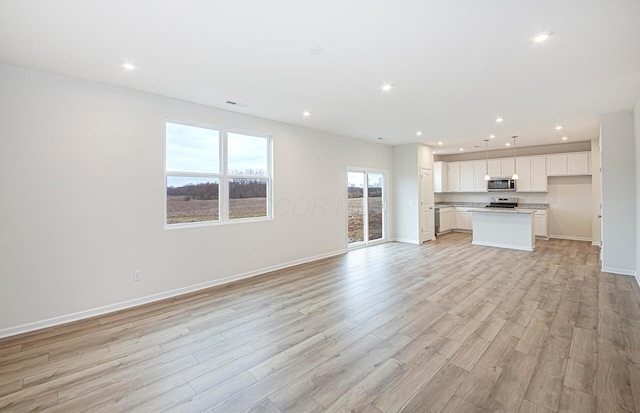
470, 208, 536, 251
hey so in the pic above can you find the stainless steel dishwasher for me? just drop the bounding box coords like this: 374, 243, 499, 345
434, 207, 440, 235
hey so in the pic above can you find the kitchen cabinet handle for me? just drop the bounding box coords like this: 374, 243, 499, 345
597, 215, 602, 218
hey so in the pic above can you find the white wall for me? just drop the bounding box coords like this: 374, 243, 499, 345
418, 144, 434, 243
435, 176, 593, 241
0, 65, 393, 335
635, 99, 640, 284
393, 144, 419, 243
591, 138, 602, 246
600, 110, 636, 275
546, 176, 593, 241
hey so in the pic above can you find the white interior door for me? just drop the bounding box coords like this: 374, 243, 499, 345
420, 167, 434, 242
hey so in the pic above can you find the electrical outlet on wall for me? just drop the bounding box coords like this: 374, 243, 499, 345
133, 271, 142, 281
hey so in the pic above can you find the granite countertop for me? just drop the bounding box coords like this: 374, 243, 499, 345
435, 202, 549, 210
469, 207, 536, 214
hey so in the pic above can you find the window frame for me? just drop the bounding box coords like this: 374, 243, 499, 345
164, 118, 273, 229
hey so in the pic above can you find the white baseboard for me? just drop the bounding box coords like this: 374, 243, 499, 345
592, 241, 602, 246
549, 235, 592, 242
0, 249, 347, 339
393, 237, 421, 245
601, 266, 637, 277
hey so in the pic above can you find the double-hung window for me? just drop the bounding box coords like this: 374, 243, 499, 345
165, 120, 272, 227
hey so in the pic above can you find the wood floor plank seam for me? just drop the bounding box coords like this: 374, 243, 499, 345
1, 234, 638, 412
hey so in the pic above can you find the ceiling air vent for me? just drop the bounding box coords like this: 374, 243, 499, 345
226, 100, 247, 107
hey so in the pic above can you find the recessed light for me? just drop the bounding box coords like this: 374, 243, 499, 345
489, 134, 496, 139
505, 142, 511, 146
416, 131, 423, 136
438, 141, 443, 146
459, 148, 464, 152
433, 151, 437, 154
302, 111, 311, 117
377, 137, 384, 140
122, 62, 136, 71
555, 125, 563, 130
495, 117, 504, 123
381, 84, 393, 91
532, 31, 553, 43
561, 136, 568, 141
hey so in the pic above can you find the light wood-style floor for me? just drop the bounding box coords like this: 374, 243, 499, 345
1, 233, 640, 412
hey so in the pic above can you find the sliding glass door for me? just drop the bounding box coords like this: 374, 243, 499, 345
347, 169, 386, 246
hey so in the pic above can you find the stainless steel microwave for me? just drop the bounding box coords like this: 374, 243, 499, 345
487, 179, 516, 192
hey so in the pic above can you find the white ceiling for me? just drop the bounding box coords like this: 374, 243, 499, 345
1, 0, 639, 154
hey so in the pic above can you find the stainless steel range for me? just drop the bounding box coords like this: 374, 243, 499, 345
486, 197, 518, 208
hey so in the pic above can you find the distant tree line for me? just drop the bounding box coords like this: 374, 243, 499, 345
167, 182, 219, 200
167, 180, 267, 200
348, 187, 382, 198
229, 179, 267, 199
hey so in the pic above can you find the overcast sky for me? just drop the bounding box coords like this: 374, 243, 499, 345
166, 122, 268, 187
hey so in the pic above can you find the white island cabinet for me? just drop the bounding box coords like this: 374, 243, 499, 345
471, 209, 535, 251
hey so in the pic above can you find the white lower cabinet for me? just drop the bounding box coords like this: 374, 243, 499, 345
455, 208, 472, 231
443, 207, 547, 236
439, 208, 453, 232
535, 210, 548, 238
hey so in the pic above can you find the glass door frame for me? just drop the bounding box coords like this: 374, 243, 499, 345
346, 167, 388, 249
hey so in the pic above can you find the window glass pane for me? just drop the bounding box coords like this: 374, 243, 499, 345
229, 178, 267, 219
228, 133, 268, 175
347, 172, 365, 243
368, 173, 383, 241
166, 176, 219, 224
166, 122, 219, 173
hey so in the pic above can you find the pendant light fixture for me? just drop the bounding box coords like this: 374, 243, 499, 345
484, 139, 490, 180
511, 135, 519, 180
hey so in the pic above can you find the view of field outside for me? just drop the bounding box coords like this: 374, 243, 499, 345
166, 179, 267, 224
348, 172, 383, 244
348, 197, 383, 243
167, 195, 219, 223
167, 196, 267, 223
165, 121, 271, 225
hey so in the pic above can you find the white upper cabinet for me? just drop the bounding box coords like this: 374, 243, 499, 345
547, 152, 591, 176
515, 157, 531, 192
488, 159, 502, 178
447, 162, 460, 192
501, 158, 515, 178
473, 160, 488, 192
488, 158, 515, 178
460, 161, 475, 192
435, 151, 587, 193
546, 154, 568, 176
434, 161, 447, 193
515, 156, 547, 192
567, 152, 591, 175
531, 156, 547, 191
